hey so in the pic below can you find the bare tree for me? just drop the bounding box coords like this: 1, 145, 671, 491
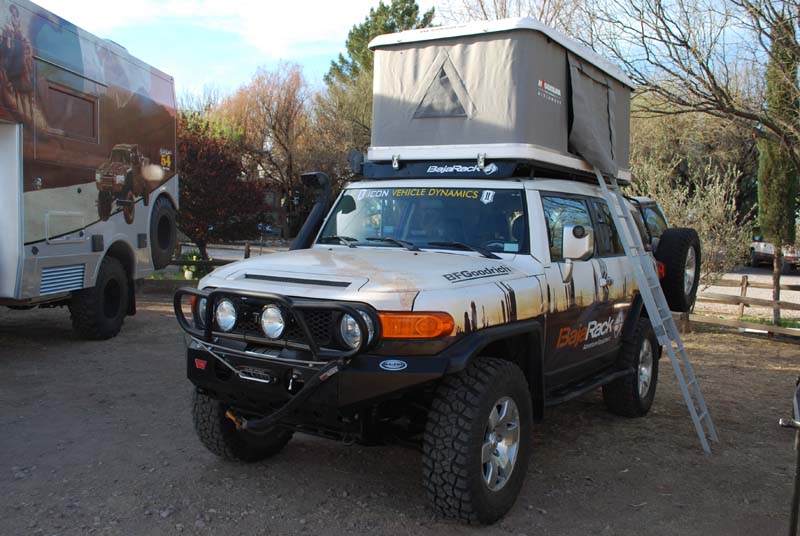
219, 64, 312, 218
438, 0, 589, 34
587, 0, 800, 166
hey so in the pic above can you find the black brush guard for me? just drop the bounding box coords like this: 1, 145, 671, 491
174, 287, 377, 432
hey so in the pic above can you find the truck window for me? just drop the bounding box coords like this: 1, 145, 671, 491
591, 201, 625, 257
642, 205, 668, 238
541, 196, 594, 261
318, 187, 528, 254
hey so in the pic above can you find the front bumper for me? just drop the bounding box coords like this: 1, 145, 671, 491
175, 287, 539, 431
186, 337, 448, 411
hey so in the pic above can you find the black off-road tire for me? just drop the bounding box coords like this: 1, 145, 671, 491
69, 256, 129, 340
97, 191, 112, 221
149, 196, 177, 270
422, 357, 532, 524
192, 391, 293, 462
122, 190, 136, 224
655, 227, 701, 312
602, 317, 659, 417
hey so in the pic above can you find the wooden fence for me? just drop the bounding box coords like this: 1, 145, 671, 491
693, 275, 800, 338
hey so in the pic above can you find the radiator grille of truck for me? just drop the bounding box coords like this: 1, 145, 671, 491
40, 264, 85, 295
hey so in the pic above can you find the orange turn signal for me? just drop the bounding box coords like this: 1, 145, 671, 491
378, 312, 455, 339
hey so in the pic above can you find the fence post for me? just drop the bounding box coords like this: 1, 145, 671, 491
244, 242, 251, 259
737, 275, 748, 320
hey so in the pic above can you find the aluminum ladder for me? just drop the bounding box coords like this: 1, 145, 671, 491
593, 168, 718, 454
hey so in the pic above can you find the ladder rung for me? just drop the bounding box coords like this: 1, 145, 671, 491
594, 168, 715, 454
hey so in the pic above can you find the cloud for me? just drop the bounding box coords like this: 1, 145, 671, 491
34, 0, 412, 59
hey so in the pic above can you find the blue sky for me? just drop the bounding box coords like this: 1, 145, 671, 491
35, 0, 437, 97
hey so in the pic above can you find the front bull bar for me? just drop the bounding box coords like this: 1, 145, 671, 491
174, 287, 376, 432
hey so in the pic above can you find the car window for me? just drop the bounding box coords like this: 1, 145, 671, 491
630, 207, 649, 245
592, 201, 625, 256
643, 206, 668, 238
541, 196, 594, 261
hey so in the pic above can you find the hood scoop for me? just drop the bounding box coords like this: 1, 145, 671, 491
244, 273, 352, 288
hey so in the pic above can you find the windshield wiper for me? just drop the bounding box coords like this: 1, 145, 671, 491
427, 241, 501, 260
319, 235, 358, 248
365, 237, 420, 252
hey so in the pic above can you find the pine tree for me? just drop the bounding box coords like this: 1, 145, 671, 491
757, 13, 799, 325
325, 0, 435, 86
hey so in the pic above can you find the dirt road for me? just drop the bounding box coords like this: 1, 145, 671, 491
1, 297, 799, 535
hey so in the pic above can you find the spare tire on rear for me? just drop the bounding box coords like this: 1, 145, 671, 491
149, 196, 177, 270
654, 228, 701, 313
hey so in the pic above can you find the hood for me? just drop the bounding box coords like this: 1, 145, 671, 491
98, 161, 130, 176
205, 247, 527, 293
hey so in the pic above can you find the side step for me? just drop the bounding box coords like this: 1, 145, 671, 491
545, 368, 634, 406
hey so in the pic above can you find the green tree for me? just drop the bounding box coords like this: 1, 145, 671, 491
757, 13, 799, 324
325, 0, 435, 85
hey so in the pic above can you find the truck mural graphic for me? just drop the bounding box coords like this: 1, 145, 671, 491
0, 0, 177, 241
95, 143, 157, 223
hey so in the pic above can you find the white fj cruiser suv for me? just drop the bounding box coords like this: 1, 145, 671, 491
174, 168, 701, 524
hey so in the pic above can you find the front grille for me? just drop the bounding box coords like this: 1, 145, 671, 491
224, 296, 335, 347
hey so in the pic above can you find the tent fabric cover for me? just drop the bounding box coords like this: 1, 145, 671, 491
567, 53, 618, 176
369, 20, 632, 179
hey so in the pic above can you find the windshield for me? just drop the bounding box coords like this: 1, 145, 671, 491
318, 187, 528, 254
111, 149, 131, 164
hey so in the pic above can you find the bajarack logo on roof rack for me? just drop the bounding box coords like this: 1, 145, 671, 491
426, 163, 499, 176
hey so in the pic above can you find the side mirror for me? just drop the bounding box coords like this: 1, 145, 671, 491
563, 224, 594, 261
561, 224, 594, 283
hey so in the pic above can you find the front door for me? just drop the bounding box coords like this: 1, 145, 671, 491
540, 194, 623, 385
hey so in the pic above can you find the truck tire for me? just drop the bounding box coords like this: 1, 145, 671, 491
422, 357, 532, 524
122, 191, 136, 224
68, 256, 129, 340
149, 196, 177, 270
192, 391, 293, 462
602, 317, 659, 417
655, 227, 701, 312
98, 191, 112, 221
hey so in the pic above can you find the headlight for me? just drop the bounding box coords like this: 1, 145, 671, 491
193, 297, 207, 328
115, 174, 126, 185
358, 310, 374, 344
214, 299, 237, 332
260, 305, 285, 339
339, 311, 374, 349
95, 171, 102, 183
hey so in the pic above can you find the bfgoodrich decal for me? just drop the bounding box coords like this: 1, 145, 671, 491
443, 265, 512, 283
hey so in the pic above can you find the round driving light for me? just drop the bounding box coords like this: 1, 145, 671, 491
260, 305, 285, 339
214, 299, 237, 332
358, 310, 375, 344
195, 297, 207, 328
339, 313, 363, 349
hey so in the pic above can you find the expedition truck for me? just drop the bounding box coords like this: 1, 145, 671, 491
0, 0, 179, 339
96, 143, 152, 224
174, 18, 701, 523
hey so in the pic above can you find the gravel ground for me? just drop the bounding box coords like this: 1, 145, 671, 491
2, 297, 800, 535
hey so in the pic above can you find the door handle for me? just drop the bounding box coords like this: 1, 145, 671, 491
599, 277, 613, 288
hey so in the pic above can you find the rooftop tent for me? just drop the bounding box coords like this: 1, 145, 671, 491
368, 18, 633, 182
